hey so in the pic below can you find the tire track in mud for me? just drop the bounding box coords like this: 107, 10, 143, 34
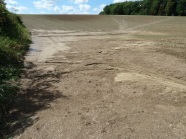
112, 16, 172, 32
112, 18, 127, 30
127, 16, 172, 31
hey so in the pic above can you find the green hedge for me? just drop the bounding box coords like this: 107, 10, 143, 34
0, 4, 31, 129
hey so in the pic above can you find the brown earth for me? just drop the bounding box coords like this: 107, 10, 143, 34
10, 15, 186, 139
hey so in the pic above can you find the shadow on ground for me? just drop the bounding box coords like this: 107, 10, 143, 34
1, 62, 67, 138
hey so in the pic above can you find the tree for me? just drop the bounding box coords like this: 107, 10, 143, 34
109, 3, 123, 15
158, 0, 167, 15
176, 0, 186, 16
109, 4, 120, 15
103, 5, 111, 15
143, 0, 153, 15
130, 1, 141, 14
116, 3, 124, 15
150, 0, 161, 15
123, 2, 132, 15
0, 0, 5, 7
165, 0, 177, 15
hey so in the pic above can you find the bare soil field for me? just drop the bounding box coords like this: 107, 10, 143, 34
11, 15, 186, 139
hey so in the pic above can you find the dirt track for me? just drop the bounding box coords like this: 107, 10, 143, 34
13, 15, 186, 139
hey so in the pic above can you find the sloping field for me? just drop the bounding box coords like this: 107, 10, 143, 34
12, 15, 186, 139
20, 15, 172, 31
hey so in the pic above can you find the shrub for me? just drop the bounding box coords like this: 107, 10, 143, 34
0, 4, 31, 131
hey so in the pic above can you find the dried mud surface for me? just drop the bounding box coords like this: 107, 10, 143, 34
13, 15, 186, 139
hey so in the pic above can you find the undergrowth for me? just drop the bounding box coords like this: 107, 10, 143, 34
0, 4, 31, 137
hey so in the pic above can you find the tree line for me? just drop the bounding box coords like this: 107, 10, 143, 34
100, 0, 186, 16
